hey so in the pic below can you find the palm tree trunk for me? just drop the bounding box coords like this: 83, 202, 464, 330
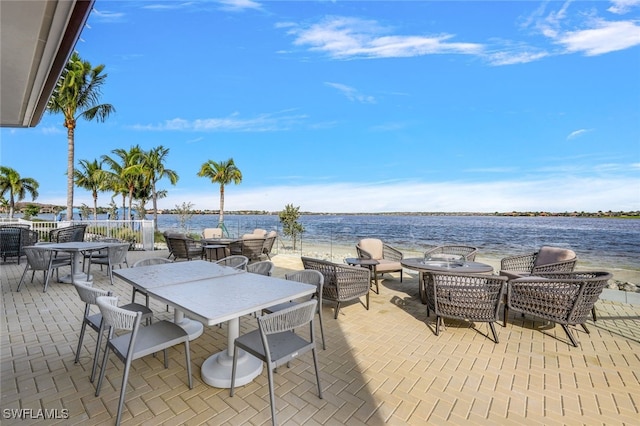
218, 185, 225, 226
66, 125, 75, 220
152, 184, 158, 231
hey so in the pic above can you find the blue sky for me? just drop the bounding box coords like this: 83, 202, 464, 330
2, 0, 640, 213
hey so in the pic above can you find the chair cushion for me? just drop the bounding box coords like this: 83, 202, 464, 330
375, 259, 402, 273
534, 246, 575, 267
359, 238, 383, 260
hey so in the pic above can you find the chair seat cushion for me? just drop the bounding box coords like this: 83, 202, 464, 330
110, 320, 187, 360
375, 259, 402, 273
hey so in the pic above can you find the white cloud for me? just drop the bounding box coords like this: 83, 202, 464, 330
131, 111, 307, 132
608, 0, 640, 14
325, 82, 375, 103
286, 16, 484, 59
567, 129, 593, 139
556, 19, 640, 55
143, 177, 640, 213
217, 0, 262, 11
91, 9, 125, 21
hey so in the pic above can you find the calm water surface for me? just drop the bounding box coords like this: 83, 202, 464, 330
156, 214, 639, 271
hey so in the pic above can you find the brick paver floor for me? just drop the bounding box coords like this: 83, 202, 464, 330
2, 249, 639, 425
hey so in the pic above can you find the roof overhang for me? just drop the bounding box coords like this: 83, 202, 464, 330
0, 0, 95, 128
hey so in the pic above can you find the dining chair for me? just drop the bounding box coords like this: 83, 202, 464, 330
246, 260, 274, 276
131, 257, 173, 309
230, 300, 322, 426
73, 283, 153, 383
16, 246, 70, 292
86, 243, 130, 285
215, 255, 249, 270
263, 269, 326, 350
94, 295, 192, 426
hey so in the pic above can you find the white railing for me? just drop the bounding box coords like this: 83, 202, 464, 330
15, 219, 155, 251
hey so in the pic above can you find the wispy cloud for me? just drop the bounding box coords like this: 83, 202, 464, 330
567, 129, 593, 139
217, 0, 262, 12
325, 82, 375, 103
131, 111, 306, 132
555, 19, 640, 55
608, 0, 640, 14
284, 16, 484, 60
91, 9, 126, 22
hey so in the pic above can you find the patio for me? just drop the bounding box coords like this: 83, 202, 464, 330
2, 250, 639, 425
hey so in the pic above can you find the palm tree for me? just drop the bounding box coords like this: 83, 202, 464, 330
102, 146, 144, 221
141, 146, 179, 231
47, 52, 115, 220
74, 159, 108, 220
197, 158, 242, 230
0, 166, 39, 218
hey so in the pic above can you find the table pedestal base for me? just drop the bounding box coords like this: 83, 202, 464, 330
58, 272, 93, 286
174, 311, 204, 341
201, 349, 263, 388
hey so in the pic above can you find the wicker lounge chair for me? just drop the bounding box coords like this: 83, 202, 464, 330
424, 245, 478, 261
500, 246, 577, 280
163, 232, 203, 261
427, 272, 507, 343
356, 238, 404, 282
301, 256, 370, 319
0, 226, 38, 264
506, 271, 612, 347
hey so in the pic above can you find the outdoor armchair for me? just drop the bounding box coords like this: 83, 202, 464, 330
0, 226, 38, 264
48, 224, 87, 243
356, 238, 404, 282
506, 271, 612, 347
301, 256, 370, 319
163, 232, 203, 261
427, 272, 507, 343
500, 246, 577, 280
424, 245, 478, 261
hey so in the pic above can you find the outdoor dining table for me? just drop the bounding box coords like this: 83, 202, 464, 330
401, 257, 494, 304
113, 260, 316, 388
37, 241, 119, 285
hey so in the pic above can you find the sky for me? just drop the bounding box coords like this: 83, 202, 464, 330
1, 0, 640, 214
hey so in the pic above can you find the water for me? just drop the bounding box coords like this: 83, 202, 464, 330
156, 214, 639, 271
25, 213, 639, 272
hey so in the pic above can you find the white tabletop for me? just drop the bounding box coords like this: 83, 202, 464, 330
113, 260, 316, 325
114, 259, 243, 289
149, 273, 316, 326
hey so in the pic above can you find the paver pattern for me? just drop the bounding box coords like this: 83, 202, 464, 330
2, 249, 639, 425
